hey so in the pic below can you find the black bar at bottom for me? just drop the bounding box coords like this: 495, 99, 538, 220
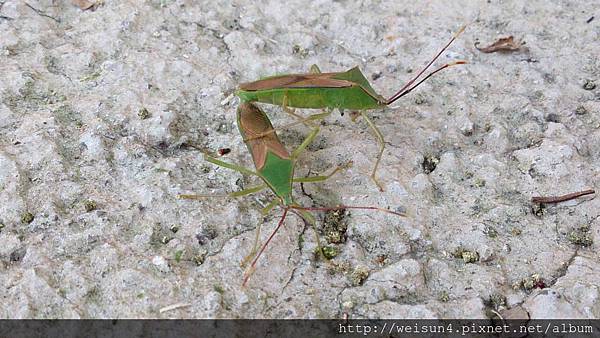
0, 319, 598, 338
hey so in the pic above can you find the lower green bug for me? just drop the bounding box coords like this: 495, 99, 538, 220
237, 26, 466, 191
179, 102, 404, 285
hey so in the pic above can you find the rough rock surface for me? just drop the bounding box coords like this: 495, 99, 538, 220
0, 0, 598, 318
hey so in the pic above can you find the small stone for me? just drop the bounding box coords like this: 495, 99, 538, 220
10, 247, 27, 262
83, 200, 97, 212
193, 252, 206, 265
204, 291, 223, 313
516, 273, 544, 291
323, 209, 348, 244
458, 117, 474, 136
452, 247, 479, 263
567, 230, 593, 247
422, 155, 440, 174
473, 178, 486, 188
575, 105, 588, 115
216, 122, 230, 133
583, 79, 596, 90
291, 44, 309, 58
413, 94, 427, 105
138, 107, 151, 119
351, 266, 369, 286
483, 225, 498, 238
152, 255, 170, 272
461, 251, 479, 263
196, 226, 218, 245
545, 113, 560, 123
439, 291, 450, 302
20, 212, 34, 224
489, 293, 506, 309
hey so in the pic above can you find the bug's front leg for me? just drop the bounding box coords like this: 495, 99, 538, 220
293, 161, 353, 183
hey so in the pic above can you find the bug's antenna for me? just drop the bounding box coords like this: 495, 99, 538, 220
289, 205, 406, 217
242, 208, 289, 286
386, 25, 466, 105
388, 61, 467, 103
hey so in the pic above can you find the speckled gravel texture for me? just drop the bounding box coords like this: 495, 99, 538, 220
0, 0, 599, 319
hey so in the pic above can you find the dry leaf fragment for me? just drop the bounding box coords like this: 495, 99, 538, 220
475, 36, 523, 53
72, 0, 96, 10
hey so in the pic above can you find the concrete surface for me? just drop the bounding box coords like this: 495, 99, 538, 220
0, 0, 599, 318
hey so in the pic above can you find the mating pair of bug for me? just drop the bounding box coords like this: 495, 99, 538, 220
180, 26, 466, 285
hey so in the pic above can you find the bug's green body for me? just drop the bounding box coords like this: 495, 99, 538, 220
236, 102, 295, 205
237, 67, 385, 110
235, 26, 466, 191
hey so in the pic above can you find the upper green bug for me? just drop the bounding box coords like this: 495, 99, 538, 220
237, 66, 385, 110
236, 26, 466, 191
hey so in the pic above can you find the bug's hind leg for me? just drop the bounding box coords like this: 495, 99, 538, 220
309, 64, 322, 74
290, 208, 324, 260
240, 219, 263, 268
240, 197, 279, 268
359, 111, 386, 192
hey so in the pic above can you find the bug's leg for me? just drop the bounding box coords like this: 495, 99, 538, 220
241, 220, 262, 268
360, 111, 386, 192
309, 64, 322, 74
291, 125, 321, 159
178, 184, 267, 200
240, 197, 280, 268
293, 161, 353, 183
203, 154, 259, 177
261, 198, 279, 215
290, 208, 324, 259
243, 208, 290, 286
178, 155, 263, 199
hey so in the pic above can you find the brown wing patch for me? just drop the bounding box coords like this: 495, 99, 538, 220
240, 73, 353, 91
238, 103, 290, 170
